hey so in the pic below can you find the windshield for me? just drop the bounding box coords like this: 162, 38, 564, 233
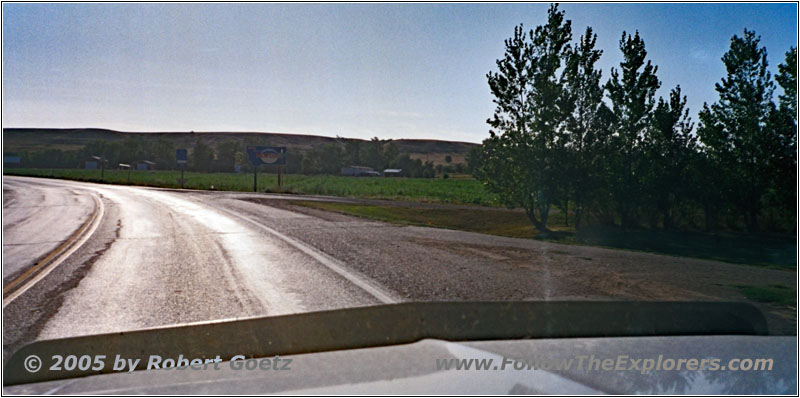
2, 2, 796, 395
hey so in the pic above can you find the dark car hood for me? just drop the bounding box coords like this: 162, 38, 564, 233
4, 335, 796, 394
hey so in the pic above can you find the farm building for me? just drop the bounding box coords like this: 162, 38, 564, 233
134, 160, 157, 171
81, 156, 103, 169
341, 166, 381, 177
383, 169, 403, 177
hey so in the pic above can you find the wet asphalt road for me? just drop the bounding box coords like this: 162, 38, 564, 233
2, 176, 796, 357
2, 177, 382, 355
2, 178, 95, 281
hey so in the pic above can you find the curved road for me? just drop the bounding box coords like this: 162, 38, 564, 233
3, 177, 385, 354
2, 178, 95, 282
3, 176, 796, 357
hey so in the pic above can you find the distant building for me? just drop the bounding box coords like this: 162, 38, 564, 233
134, 160, 157, 171
383, 169, 403, 177
341, 166, 381, 177
81, 156, 103, 170
4, 154, 21, 168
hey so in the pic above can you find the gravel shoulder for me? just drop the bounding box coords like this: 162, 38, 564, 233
209, 195, 796, 335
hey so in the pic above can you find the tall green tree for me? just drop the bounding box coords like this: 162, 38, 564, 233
482, 4, 572, 233
342, 139, 361, 166
215, 140, 239, 172
562, 26, 606, 229
770, 47, 797, 219
776, 47, 797, 117
645, 86, 696, 229
605, 30, 661, 228
698, 29, 778, 232
362, 137, 385, 170
151, 138, 175, 170
191, 140, 215, 172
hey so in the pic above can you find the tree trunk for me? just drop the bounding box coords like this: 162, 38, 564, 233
525, 207, 551, 234
575, 206, 584, 230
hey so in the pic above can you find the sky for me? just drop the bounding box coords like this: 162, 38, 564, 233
2, 3, 797, 143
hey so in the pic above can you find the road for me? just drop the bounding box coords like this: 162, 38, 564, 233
3, 176, 796, 356
2, 178, 95, 282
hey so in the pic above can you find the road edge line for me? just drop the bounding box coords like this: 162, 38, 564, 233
216, 207, 399, 304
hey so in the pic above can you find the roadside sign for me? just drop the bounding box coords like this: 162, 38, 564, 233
176, 149, 188, 166
247, 146, 286, 166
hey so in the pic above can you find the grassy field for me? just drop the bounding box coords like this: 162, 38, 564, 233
292, 200, 549, 238
292, 200, 796, 269
734, 284, 796, 306
3, 168, 499, 206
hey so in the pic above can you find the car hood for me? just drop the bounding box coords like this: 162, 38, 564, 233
4, 335, 796, 395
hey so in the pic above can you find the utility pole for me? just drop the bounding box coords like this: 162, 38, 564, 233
100, 142, 106, 181
176, 149, 188, 188
253, 164, 258, 192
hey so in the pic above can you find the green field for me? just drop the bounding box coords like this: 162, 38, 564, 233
735, 284, 796, 306
3, 168, 499, 206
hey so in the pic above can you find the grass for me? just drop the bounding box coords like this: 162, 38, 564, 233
734, 285, 796, 306
7, 168, 795, 269
573, 226, 797, 270
292, 201, 543, 238
292, 200, 796, 269
4, 168, 499, 206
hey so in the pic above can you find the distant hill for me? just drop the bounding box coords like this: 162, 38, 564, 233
2, 128, 477, 165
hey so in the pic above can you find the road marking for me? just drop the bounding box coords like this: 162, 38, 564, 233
3, 192, 105, 306
216, 206, 400, 304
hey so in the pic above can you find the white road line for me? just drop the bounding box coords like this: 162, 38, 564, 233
216, 206, 400, 304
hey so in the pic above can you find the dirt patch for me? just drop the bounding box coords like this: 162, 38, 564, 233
404, 235, 796, 334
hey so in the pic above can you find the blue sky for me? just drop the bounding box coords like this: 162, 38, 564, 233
2, 3, 797, 143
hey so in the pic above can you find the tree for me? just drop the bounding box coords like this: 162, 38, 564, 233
342, 139, 361, 166
776, 47, 797, 117
362, 137, 385, 170
605, 30, 661, 228
234, 151, 247, 171
215, 140, 238, 172
770, 47, 797, 219
697, 29, 778, 232
644, 86, 696, 229
382, 141, 400, 169
562, 26, 606, 229
152, 138, 175, 170
481, 4, 572, 233
302, 143, 344, 174
465, 145, 484, 177
191, 140, 215, 172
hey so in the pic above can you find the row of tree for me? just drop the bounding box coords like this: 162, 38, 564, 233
297, 138, 441, 177
477, 4, 796, 233
15, 136, 451, 178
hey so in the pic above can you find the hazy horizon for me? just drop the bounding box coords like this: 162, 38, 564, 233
3, 3, 797, 144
